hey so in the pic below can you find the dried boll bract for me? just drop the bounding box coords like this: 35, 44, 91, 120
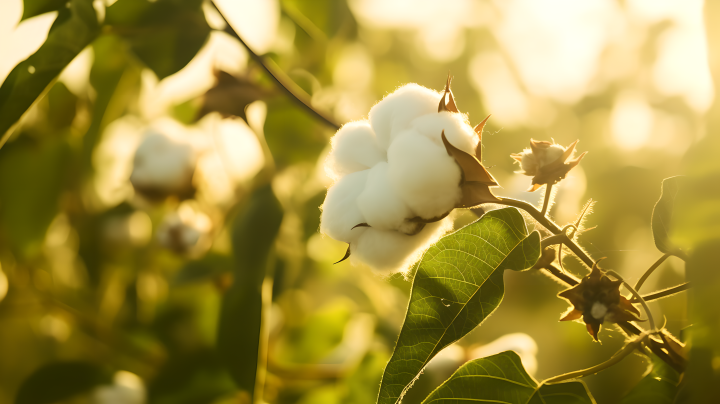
558, 262, 642, 341
511, 139, 587, 191
320, 77, 498, 273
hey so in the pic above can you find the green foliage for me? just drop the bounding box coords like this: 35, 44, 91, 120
217, 185, 284, 396
620, 355, 679, 404
651, 176, 686, 259
422, 351, 594, 404
21, 0, 69, 21
377, 208, 541, 404
105, 0, 210, 79
15, 362, 109, 404
0, 0, 99, 140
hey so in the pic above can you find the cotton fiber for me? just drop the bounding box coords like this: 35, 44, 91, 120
320, 82, 497, 273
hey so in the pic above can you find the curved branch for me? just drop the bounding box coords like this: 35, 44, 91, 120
210, 1, 341, 131
635, 282, 691, 303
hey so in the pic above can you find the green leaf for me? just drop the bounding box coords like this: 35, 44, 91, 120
217, 185, 284, 396
15, 361, 109, 404
651, 176, 687, 259
105, 0, 210, 79
21, 0, 69, 20
377, 207, 541, 404
620, 355, 679, 404
422, 351, 594, 404
0, 0, 100, 142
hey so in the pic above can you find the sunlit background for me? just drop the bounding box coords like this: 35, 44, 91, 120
0, 0, 715, 403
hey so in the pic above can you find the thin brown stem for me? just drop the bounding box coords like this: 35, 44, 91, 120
543, 264, 579, 287
540, 184, 553, 216
634, 253, 671, 292
634, 282, 691, 303
607, 270, 656, 331
210, 1, 340, 131
497, 197, 595, 268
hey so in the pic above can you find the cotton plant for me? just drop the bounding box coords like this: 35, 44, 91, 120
320, 77, 499, 273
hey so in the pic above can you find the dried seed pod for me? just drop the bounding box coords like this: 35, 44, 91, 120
558, 262, 642, 341
511, 139, 587, 192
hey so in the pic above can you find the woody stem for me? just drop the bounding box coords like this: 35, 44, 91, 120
540, 184, 553, 216
496, 197, 595, 268
634, 282, 691, 303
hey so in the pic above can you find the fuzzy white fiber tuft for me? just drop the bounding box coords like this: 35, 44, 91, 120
320, 84, 480, 273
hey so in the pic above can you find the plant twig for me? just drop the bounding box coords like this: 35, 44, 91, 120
542, 264, 579, 287
540, 184, 553, 216
497, 197, 595, 268
544, 334, 647, 384
634, 282, 691, 303
210, 1, 340, 131
634, 253, 671, 292
607, 270, 655, 332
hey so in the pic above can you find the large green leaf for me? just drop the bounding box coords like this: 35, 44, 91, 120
0, 0, 100, 142
216, 185, 284, 397
105, 0, 210, 79
21, 0, 69, 20
377, 207, 541, 404
651, 176, 687, 259
620, 355, 679, 404
422, 351, 594, 404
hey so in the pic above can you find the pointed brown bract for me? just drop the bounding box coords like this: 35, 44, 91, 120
473, 115, 490, 159
334, 244, 351, 264
438, 74, 459, 113
558, 261, 643, 341
441, 131, 498, 185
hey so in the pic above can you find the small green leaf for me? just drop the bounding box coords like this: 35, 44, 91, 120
651, 176, 687, 259
105, 0, 210, 79
376, 208, 541, 404
0, 0, 100, 142
15, 361, 109, 404
619, 354, 679, 404
217, 185, 284, 396
21, 0, 69, 20
423, 351, 594, 404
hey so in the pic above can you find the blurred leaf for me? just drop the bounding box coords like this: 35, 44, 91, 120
21, 0, 68, 20
0, 0, 99, 142
422, 351, 594, 404
46, 82, 78, 129
652, 176, 687, 259
0, 138, 72, 255
217, 185, 284, 396
264, 98, 327, 166
105, 0, 210, 79
620, 355, 679, 404
149, 350, 237, 404
198, 70, 274, 121
15, 362, 109, 404
279, 299, 352, 364
174, 253, 233, 285
377, 208, 541, 404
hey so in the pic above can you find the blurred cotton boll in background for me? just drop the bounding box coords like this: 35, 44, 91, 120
92, 371, 146, 404
157, 202, 212, 256
130, 120, 198, 201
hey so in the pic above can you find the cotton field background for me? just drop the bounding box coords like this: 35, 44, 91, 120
0, 0, 718, 403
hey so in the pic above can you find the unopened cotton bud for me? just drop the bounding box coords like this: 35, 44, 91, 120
130, 128, 196, 200
511, 139, 586, 191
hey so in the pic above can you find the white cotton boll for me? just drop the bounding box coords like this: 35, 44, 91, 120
369, 84, 440, 150
357, 162, 412, 231
320, 170, 369, 243
542, 144, 564, 165
326, 121, 386, 181
388, 132, 462, 219
411, 112, 477, 155
130, 129, 196, 198
352, 218, 453, 273
517, 150, 537, 173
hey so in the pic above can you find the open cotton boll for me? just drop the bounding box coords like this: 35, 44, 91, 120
325, 121, 386, 181
130, 129, 196, 198
320, 170, 369, 243
388, 132, 462, 219
352, 218, 453, 274
357, 162, 413, 232
411, 111, 477, 154
369, 84, 440, 150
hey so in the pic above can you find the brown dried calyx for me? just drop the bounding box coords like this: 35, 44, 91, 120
558, 262, 642, 341
511, 139, 587, 192
438, 75, 500, 209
